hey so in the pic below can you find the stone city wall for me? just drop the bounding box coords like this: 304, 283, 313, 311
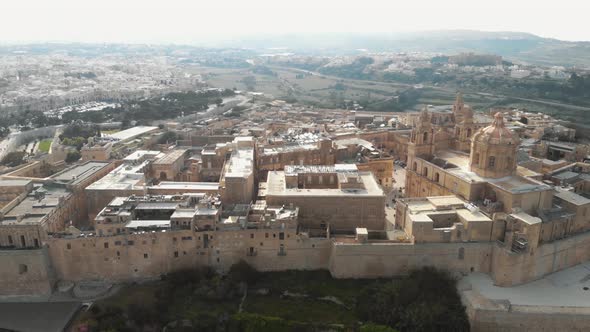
491, 230, 590, 286
329, 241, 493, 278
462, 289, 590, 332
0, 248, 54, 297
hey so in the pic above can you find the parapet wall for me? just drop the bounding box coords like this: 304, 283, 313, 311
0, 249, 54, 297
491, 231, 590, 286
462, 289, 590, 332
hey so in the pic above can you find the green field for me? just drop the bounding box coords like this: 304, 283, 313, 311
38, 139, 52, 153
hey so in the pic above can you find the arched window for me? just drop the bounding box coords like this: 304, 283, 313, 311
423, 167, 428, 177
488, 156, 496, 168
458, 247, 465, 260
423, 131, 428, 143
160, 171, 167, 180
434, 172, 440, 182
413, 162, 417, 171
467, 128, 472, 137
473, 153, 480, 166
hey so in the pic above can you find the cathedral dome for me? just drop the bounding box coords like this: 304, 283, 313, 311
473, 112, 519, 146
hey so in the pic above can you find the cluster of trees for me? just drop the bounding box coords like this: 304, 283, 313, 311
58, 122, 100, 150
78, 262, 468, 332
252, 66, 277, 77
1, 151, 26, 167
356, 267, 470, 332
0, 89, 236, 134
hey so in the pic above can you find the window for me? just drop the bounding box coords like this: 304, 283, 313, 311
8, 235, 13, 245
458, 247, 465, 260
473, 153, 480, 166
67, 243, 71, 250
19, 264, 28, 274
250, 233, 254, 239
144, 253, 148, 259
34, 239, 39, 248
412, 162, 417, 171
260, 242, 263, 246
265, 233, 269, 238
279, 232, 285, 240
127, 240, 134, 246
434, 172, 440, 182
423, 167, 428, 177
104, 242, 109, 249
115, 241, 121, 246
467, 128, 472, 137
423, 131, 428, 143
488, 156, 496, 168
307, 175, 312, 183
20, 235, 26, 247
116, 251, 120, 257
174, 251, 179, 258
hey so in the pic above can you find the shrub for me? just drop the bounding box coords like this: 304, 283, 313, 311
228, 260, 259, 284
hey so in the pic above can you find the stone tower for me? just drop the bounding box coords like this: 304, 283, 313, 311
452, 92, 465, 124
454, 100, 475, 152
408, 106, 434, 169
470, 112, 519, 178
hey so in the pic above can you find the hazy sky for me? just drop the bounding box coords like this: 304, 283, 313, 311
2, 0, 590, 44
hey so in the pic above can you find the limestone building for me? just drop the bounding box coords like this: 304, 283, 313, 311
264, 164, 385, 232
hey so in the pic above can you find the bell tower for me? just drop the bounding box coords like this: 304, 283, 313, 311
407, 106, 434, 169
453, 92, 465, 124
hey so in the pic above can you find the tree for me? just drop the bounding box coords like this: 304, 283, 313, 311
228, 260, 259, 284
1, 151, 26, 167
158, 131, 178, 144
356, 267, 469, 332
0, 126, 9, 138
65, 151, 81, 163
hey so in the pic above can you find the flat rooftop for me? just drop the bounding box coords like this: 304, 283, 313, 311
489, 175, 552, 194
50, 161, 110, 186
108, 126, 158, 142
153, 149, 186, 165
462, 261, 590, 308
405, 196, 491, 223
0, 179, 32, 187
224, 148, 254, 178
86, 162, 147, 191
554, 189, 590, 206
267, 170, 384, 197
1, 185, 70, 225
122, 150, 163, 162
335, 138, 375, 150
434, 150, 552, 193
285, 164, 358, 176
149, 181, 219, 191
